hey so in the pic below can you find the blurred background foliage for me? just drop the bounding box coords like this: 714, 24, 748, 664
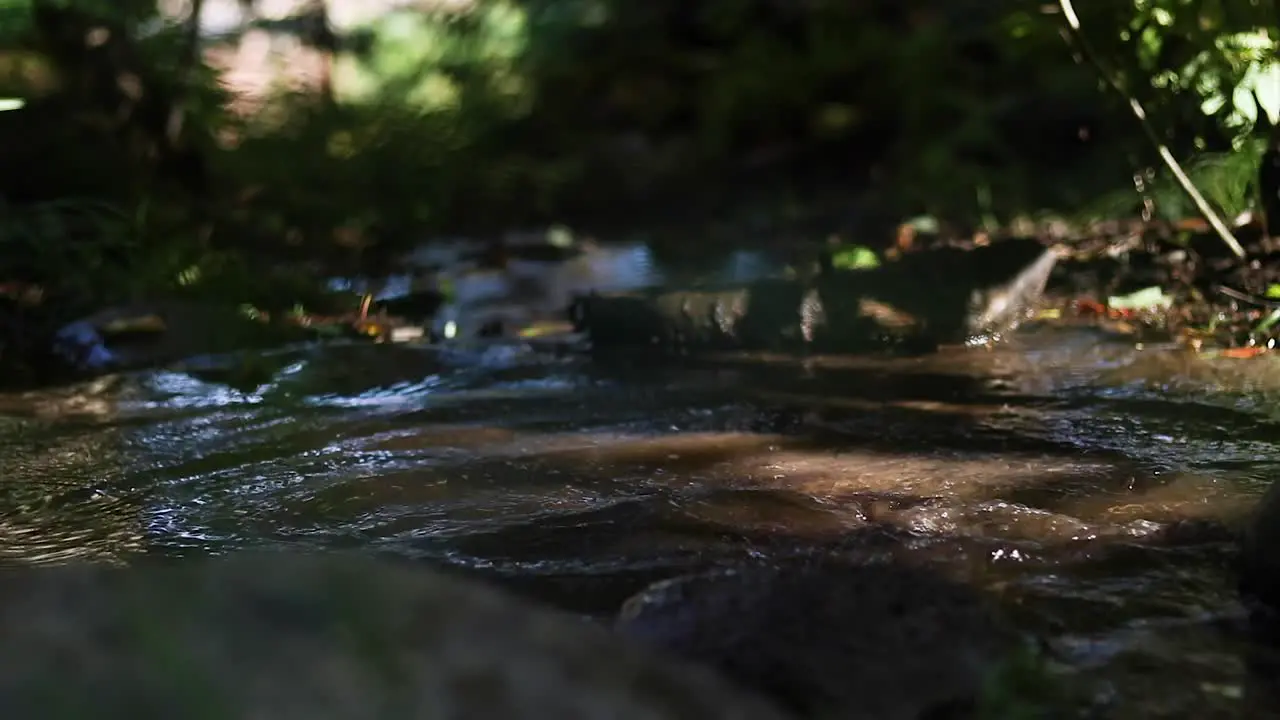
0, 0, 1275, 314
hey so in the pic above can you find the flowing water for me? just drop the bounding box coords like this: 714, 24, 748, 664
2, 242, 1278, 717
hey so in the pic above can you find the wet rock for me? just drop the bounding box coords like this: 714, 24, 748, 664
0, 551, 792, 720
54, 301, 311, 375
368, 235, 655, 342
429, 241, 657, 342
1157, 517, 1238, 546
614, 562, 1028, 720
374, 290, 448, 324
263, 342, 448, 397
1239, 479, 1280, 617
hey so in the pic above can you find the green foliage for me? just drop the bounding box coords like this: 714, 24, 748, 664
1079, 136, 1268, 223
0, 195, 241, 311
0, 199, 140, 304
986, 1, 1279, 228
1118, 0, 1280, 137
339, 2, 530, 117
4, 0, 1279, 326
1085, 1, 1279, 150
218, 96, 578, 275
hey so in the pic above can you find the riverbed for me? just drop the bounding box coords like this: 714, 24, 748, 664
1, 244, 1276, 717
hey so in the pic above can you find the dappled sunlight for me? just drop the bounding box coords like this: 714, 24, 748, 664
3, 0, 1278, 715
3, 330, 1272, 560
0, 423, 147, 564
0, 516, 145, 565
1, 322, 1277, 715
1047, 470, 1261, 529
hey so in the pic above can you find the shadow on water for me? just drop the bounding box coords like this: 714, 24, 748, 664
3, 247, 1280, 715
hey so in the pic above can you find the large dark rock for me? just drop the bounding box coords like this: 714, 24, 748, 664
1239, 485, 1280, 714
614, 562, 1029, 720
1239, 479, 1280, 619
0, 551, 792, 720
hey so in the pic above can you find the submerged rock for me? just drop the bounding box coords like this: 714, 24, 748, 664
614, 562, 1029, 720
0, 551, 792, 720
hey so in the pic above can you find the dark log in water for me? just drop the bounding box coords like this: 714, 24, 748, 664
571, 240, 1059, 354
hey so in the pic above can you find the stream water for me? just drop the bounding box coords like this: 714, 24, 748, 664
1, 243, 1277, 717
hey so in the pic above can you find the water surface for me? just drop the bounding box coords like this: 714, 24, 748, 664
1, 246, 1276, 716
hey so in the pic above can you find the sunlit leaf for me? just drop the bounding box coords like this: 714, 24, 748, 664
1231, 85, 1258, 126
546, 224, 573, 248
1249, 62, 1280, 124
830, 245, 880, 270
1108, 286, 1172, 311
177, 265, 201, 286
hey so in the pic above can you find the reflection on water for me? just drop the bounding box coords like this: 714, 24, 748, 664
0, 248, 1277, 716
0, 423, 147, 563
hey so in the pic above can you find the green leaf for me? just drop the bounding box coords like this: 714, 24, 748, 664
1201, 91, 1227, 116
1250, 62, 1280, 124
1257, 307, 1280, 334
1232, 84, 1258, 126
1108, 286, 1172, 311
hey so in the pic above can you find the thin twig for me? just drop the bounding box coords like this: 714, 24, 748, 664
1056, 0, 1247, 259
1215, 283, 1280, 308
